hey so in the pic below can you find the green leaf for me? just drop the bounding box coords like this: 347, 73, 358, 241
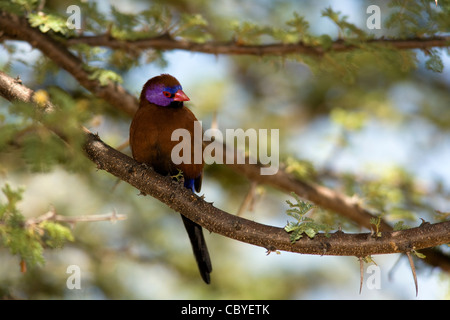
304, 227, 317, 238
175, 13, 211, 43
231, 20, 268, 44
0, 184, 74, 269
284, 193, 332, 242
86, 67, 123, 86
0, 184, 24, 217
321, 7, 341, 23
0, 0, 38, 14
285, 157, 316, 181
370, 216, 383, 237
2, 227, 45, 267
317, 34, 333, 50
330, 108, 367, 131
40, 221, 74, 248
110, 5, 138, 30
425, 53, 444, 73
28, 12, 69, 35
321, 7, 366, 39
0, 184, 45, 267
284, 222, 296, 233
393, 221, 410, 231
286, 12, 310, 34
412, 250, 426, 259
362, 255, 378, 265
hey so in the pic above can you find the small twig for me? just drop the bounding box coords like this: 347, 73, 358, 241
236, 181, 258, 216
64, 34, 450, 57
25, 207, 127, 226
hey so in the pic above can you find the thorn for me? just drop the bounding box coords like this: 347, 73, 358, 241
20, 259, 27, 273
406, 251, 419, 297
170, 169, 184, 182
320, 242, 329, 256
15, 75, 22, 85
419, 218, 429, 227
265, 246, 279, 255
359, 257, 364, 294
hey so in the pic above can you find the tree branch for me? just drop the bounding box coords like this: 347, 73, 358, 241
84, 130, 450, 257
0, 11, 390, 231
1, 70, 450, 263
0, 11, 138, 117
1, 12, 450, 270
25, 207, 126, 226
65, 34, 450, 56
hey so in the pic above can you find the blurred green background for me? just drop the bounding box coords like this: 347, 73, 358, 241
1, 0, 449, 299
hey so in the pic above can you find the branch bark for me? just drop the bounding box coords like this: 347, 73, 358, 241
1, 70, 450, 263
65, 34, 450, 56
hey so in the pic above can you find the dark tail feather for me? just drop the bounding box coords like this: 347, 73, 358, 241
180, 214, 212, 284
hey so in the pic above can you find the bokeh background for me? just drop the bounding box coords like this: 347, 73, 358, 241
1, 0, 449, 299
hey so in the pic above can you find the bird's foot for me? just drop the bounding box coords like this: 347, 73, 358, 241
171, 169, 184, 182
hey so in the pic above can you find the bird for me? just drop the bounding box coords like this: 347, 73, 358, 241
129, 74, 212, 284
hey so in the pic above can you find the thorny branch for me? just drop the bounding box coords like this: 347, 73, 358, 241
1, 11, 450, 274
65, 34, 450, 57
0, 69, 450, 262
0, 12, 138, 116
0, 10, 392, 232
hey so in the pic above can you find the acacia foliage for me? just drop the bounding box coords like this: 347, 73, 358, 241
0, 0, 449, 299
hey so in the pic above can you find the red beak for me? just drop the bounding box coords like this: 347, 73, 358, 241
173, 89, 190, 102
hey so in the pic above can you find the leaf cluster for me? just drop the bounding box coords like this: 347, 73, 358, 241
0, 0, 37, 15
1, 88, 91, 173
321, 7, 367, 40
284, 157, 317, 181
85, 66, 124, 86
284, 193, 332, 242
385, 0, 448, 72
0, 184, 74, 270
28, 12, 71, 35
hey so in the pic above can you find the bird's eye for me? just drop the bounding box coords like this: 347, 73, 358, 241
163, 91, 172, 98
